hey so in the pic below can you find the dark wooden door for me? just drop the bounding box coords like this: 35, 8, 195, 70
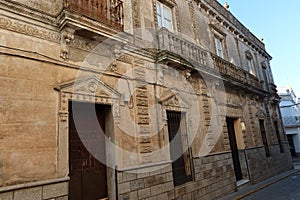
259, 119, 270, 157
69, 101, 108, 200
167, 111, 192, 186
226, 117, 243, 181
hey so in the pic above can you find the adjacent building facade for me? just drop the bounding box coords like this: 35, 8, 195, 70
0, 0, 293, 199
278, 87, 300, 156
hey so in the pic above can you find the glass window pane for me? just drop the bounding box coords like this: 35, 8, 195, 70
164, 20, 173, 31
248, 58, 255, 75
156, 2, 162, 15
215, 37, 223, 58
157, 15, 162, 27
163, 6, 172, 20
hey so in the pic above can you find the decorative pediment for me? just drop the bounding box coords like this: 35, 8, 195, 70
54, 76, 121, 99
158, 90, 190, 108
256, 110, 266, 119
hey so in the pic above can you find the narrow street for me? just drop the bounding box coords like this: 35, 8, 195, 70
242, 157, 300, 200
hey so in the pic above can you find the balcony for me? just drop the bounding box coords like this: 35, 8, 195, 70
157, 28, 208, 69
59, 0, 124, 33
211, 54, 263, 90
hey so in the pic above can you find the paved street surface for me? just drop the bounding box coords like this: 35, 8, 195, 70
242, 158, 300, 200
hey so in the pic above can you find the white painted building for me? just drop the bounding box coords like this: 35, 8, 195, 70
278, 87, 300, 156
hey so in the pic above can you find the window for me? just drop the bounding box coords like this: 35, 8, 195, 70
167, 111, 192, 186
245, 51, 255, 75
262, 64, 269, 90
247, 57, 255, 75
274, 121, 284, 153
210, 24, 227, 59
156, 1, 173, 31
214, 37, 224, 58
259, 119, 270, 157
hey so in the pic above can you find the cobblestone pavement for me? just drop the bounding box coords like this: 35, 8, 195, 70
241, 158, 300, 200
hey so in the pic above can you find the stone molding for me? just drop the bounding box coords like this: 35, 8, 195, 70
196, 0, 271, 59
0, 177, 69, 193
55, 75, 121, 123
117, 160, 172, 172
0, 15, 60, 43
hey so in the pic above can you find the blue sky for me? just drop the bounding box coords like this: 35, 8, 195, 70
217, 0, 300, 96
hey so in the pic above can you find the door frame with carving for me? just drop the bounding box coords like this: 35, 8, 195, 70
54, 76, 121, 200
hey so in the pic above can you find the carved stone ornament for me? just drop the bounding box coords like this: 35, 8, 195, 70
182, 69, 192, 80
59, 110, 69, 122
55, 76, 121, 123
256, 110, 266, 119
158, 90, 190, 108
55, 76, 120, 98
60, 27, 75, 60
110, 61, 118, 72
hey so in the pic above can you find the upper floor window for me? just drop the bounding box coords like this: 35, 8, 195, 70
210, 24, 227, 59
156, 1, 174, 31
245, 51, 256, 75
215, 37, 224, 58
247, 57, 255, 75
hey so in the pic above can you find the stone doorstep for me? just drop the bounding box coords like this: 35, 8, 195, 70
220, 168, 300, 200
236, 179, 250, 191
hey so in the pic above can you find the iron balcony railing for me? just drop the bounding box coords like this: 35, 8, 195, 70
64, 0, 124, 31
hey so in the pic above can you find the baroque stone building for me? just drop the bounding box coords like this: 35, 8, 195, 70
0, 0, 293, 199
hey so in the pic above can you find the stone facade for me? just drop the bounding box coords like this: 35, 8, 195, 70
0, 0, 293, 199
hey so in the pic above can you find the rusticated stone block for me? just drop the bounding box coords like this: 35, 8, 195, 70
0, 191, 13, 200
161, 181, 173, 192
14, 187, 42, 200
144, 176, 157, 188
130, 179, 144, 191
151, 184, 163, 196
156, 192, 168, 199
119, 182, 131, 194
55, 196, 68, 200
138, 187, 150, 199
123, 172, 137, 182
42, 182, 68, 199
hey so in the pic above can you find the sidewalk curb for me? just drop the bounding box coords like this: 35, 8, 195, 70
232, 168, 300, 200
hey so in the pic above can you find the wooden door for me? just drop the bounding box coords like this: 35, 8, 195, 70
167, 111, 192, 186
226, 117, 243, 181
69, 101, 108, 200
259, 119, 270, 157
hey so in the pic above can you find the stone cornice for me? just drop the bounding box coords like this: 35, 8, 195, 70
195, 0, 272, 60
0, 0, 60, 25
